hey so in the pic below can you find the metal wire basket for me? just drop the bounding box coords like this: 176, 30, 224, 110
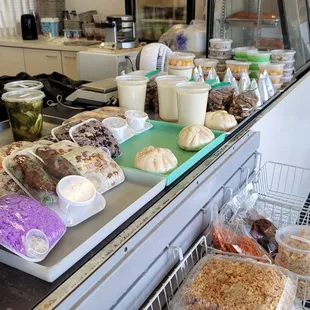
142, 161, 310, 310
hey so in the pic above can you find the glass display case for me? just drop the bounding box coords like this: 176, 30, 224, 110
206, 0, 310, 70
125, 0, 203, 42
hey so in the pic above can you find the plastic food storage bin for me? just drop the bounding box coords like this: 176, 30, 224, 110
272, 59, 295, 70
258, 63, 285, 76
271, 49, 296, 61
167, 52, 195, 67
194, 58, 218, 71
247, 51, 271, 62
41, 18, 60, 37
208, 48, 231, 59
233, 46, 257, 59
209, 38, 232, 49
276, 225, 310, 276
225, 60, 251, 73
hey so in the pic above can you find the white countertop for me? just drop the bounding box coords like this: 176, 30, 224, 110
0, 36, 101, 52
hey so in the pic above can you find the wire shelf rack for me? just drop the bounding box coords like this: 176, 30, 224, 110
142, 161, 310, 310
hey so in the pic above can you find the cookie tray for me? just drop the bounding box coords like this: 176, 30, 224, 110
115, 120, 226, 186
0, 168, 165, 282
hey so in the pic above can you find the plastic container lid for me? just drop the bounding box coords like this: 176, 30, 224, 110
271, 49, 296, 56
1, 90, 45, 103
176, 82, 211, 93
247, 50, 271, 57
272, 59, 295, 64
115, 75, 149, 85
102, 117, 127, 129
4, 80, 44, 92
24, 229, 49, 259
168, 52, 196, 60
233, 46, 258, 54
155, 75, 189, 85
225, 60, 252, 66
209, 47, 232, 52
276, 225, 310, 254
209, 38, 233, 43
125, 110, 148, 120
194, 58, 219, 66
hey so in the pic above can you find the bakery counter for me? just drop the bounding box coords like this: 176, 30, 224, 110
1, 65, 310, 310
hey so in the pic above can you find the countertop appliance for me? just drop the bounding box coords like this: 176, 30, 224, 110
77, 48, 140, 81
102, 15, 139, 49
21, 14, 38, 40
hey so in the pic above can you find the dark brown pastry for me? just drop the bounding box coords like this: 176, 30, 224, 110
208, 87, 234, 112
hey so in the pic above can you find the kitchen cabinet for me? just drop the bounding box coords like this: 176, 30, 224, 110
61, 51, 78, 80
24, 49, 63, 75
0, 46, 25, 76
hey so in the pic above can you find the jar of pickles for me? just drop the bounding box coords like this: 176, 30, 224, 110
1, 90, 45, 141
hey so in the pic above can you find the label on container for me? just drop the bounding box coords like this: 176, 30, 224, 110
290, 235, 310, 244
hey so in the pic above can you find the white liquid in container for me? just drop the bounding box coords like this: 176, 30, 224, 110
156, 75, 188, 122
176, 82, 211, 126
168, 66, 194, 79
60, 178, 95, 203
115, 75, 149, 111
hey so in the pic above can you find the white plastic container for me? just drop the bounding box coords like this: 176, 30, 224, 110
168, 65, 194, 79
168, 52, 195, 67
56, 175, 97, 215
271, 49, 296, 61
125, 110, 148, 131
155, 75, 188, 122
208, 48, 231, 59
4, 80, 44, 92
176, 82, 211, 126
102, 117, 132, 142
41, 18, 60, 38
209, 38, 233, 49
115, 75, 149, 111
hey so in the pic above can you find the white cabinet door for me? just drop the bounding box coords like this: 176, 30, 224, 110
0, 47, 25, 76
24, 49, 62, 75
62, 51, 78, 80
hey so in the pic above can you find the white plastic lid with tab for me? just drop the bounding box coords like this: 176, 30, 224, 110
4, 80, 44, 92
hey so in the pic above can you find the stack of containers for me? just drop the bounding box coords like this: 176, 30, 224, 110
270, 49, 296, 86
167, 52, 196, 79
275, 225, 310, 300
247, 50, 271, 80
208, 38, 233, 81
225, 60, 251, 80
258, 62, 285, 91
194, 58, 218, 80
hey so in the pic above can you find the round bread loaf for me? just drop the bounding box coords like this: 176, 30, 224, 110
134, 146, 178, 174
205, 110, 237, 132
178, 125, 215, 151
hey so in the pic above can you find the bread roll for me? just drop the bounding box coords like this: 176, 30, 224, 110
205, 110, 237, 132
134, 146, 178, 174
178, 125, 215, 151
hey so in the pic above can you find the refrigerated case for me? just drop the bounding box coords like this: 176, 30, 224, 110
206, 0, 310, 69
125, 0, 204, 42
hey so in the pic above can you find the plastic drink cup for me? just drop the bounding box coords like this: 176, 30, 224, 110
176, 82, 211, 126
1, 90, 45, 141
155, 75, 188, 122
115, 75, 149, 111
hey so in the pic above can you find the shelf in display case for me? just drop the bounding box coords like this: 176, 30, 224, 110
222, 18, 280, 28
140, 18, 186, 24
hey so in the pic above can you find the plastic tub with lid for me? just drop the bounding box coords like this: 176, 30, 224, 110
250, 62, 270, 71
1, 90, 45, 141
258, 63, 285, 76
4, 80, 44, 92
41, 17, 60, 38
115, 75, 149, 111
272, 59, 295, 70
225, 60, 251, 73
234, 46, 258, 59
269, 75, 283, 84
276, 225, 310, 275
247, 50, 271, 62
208, 48, 231, 59
283, 68, 294, 77
194, 58, 218, 71
271, 49, 296, 61
281, 75, 293, 84
209, 38, 233, 49
168, 65, 194, 79
167, 52, 195, 67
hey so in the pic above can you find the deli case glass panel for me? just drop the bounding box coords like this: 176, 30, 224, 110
208, 0, 310, 70
125, 0, 202, 42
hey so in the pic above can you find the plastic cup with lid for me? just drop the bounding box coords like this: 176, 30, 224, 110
115, 75, 149, 112
56, 175, 97, 215
4, 80, 44, 92
168, 65, 194, 79
24, 229, 49, 259
1, 90, 45, 141
125, 110, 148, 131
155, 75, 188, 122
102, 117, 128, 141
176, 82, 211, 126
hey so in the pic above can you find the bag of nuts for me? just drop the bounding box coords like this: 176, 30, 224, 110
207, 82, 234, 112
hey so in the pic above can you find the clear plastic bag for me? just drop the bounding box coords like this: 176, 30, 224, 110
0, 194, 66, 262
3, 150, 58, 205
51, 120, 83, 141
69, 119, 121, 158
169, 254, 297, 310
0, 168, 25, 198
207, 82, 234, 112
62, 146, 125, 194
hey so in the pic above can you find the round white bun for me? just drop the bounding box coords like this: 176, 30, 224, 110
134, 146, 178, 173
178, 125, 215, 151
205, 110, 237, 132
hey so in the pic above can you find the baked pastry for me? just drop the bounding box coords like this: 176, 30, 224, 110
205, 110, 237, 132
178, 125, 215, 151
0, 141, 33, 164
134, 146, 178, 174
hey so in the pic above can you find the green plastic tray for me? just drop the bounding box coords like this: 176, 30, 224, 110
115, 121, 226, 186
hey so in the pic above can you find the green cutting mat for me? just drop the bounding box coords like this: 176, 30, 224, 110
115, 121, 226, 185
